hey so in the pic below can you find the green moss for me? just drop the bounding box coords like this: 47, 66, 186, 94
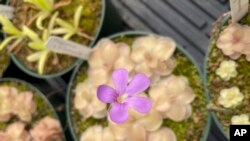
10, 0, 102, 74
163, 51, 207, 141
0, 49, 9, 77
70, 35, 207, 141
0, 80, 55, 131
207, 9, 250, 135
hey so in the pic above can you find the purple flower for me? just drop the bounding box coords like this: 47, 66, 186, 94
97, 68, 152, 123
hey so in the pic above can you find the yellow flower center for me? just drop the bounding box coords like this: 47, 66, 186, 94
117, 94, 127, 103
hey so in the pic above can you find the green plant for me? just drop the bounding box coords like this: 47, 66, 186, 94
52, 6, 93, 40
0, 16, 25, 50
24, 12, 58, 74
0, 0, 97, 75
24, 0, 55, 30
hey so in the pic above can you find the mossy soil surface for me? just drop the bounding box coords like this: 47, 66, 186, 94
69, 35, 208, 141
10, 0, 102, 74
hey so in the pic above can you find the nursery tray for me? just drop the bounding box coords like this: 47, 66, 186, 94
1, 0, 231, 141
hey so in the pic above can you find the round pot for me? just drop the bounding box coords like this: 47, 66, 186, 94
204, 13, 230, 139
3, 0, 120, 79
66, 31, 211, 141
205, 10, 250, 139
0, 77, 66, 140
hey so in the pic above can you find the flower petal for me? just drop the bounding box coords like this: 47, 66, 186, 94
112, 69, 128, 95
127, 96, 152, 113
126, 74, 150, 96
97, 85, 117, 103
109, 103, 128, 123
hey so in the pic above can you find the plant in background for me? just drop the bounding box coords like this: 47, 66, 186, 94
22, 12, 58, 74
0, 0, 101, 76
24, 0, 55, 30
0, 16, 25, 51
52, 5, 93, 40
24, 28, 50, 74
0, 81, 64, 141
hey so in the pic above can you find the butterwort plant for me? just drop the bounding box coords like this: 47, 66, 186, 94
97, 68, 152, 123
0, 16, 25, 51
52, 5, 93, 40
0, 0, 89, 75
24, 0, 55, 30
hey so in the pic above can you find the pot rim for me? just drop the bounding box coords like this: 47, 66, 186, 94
204, 13, 231, 139
66, 31, 212, 141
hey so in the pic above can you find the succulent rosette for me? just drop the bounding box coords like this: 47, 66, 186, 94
205, 3, 250, 138
67, 32, 210, 141
0, 0, 103, 78
0, 78, 65, 141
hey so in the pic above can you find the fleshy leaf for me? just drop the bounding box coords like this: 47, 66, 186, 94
51, 28, 69, 34
42, 30, 49, 42
38, 49, 50, 74
27, 51, 43, 62
28, 42, 45, 50
63, 32, 75, 40
22, 26, 41, 42
0, 16, 22, 36
74, 6, 83, 28
24, 0, 54, 12
0, 36, 18, 50
56, 18, 75, 32
36, 12, 50, 30
48, 12, 59, 33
